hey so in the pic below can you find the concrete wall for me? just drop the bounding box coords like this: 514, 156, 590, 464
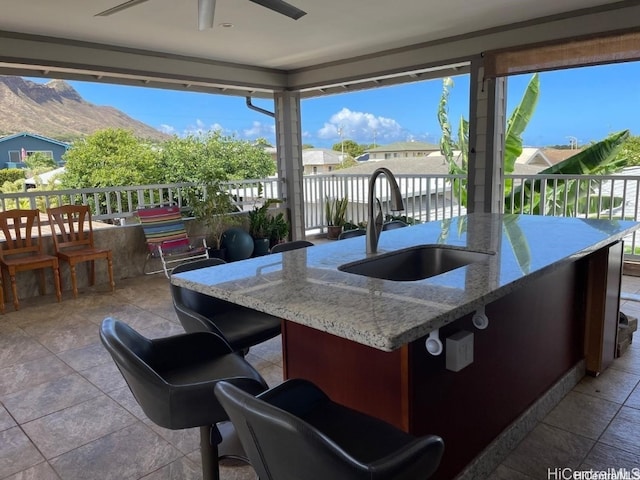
1, 218, 237, 309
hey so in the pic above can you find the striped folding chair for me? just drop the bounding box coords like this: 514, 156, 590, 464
137, 206, 209, 278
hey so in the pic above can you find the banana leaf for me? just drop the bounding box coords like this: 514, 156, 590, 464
438, 77, 455, 169
458, 116, 469, 172
503, 215, 531, 274
505, 130, 630, 213
504, 73, 540, 175
540, 130, 629, 175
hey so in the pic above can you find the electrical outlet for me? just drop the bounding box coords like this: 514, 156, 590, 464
446, 330, 474, 372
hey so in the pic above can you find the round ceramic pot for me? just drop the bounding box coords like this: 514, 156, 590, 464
221, 228, 254, 262
252, 237, 270, 256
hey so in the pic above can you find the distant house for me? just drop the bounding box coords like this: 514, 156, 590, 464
25, 166, 66, 189
542, 147, 582, 165
302, 148, 343, 174
302, 151, 550, 227
366, 141, 440, 161
515, 147, 553, 168
0, 132, 70, 169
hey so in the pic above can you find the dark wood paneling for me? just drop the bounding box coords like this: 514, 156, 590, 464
409, 261, 583, 479
283, 321, 407, 428
281, 249, 616, 479
584, 242, 623, 374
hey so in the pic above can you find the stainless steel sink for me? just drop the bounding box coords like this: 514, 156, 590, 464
338, 245, 493, 281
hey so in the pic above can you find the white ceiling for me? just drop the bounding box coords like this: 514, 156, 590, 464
0, 0, 635, 96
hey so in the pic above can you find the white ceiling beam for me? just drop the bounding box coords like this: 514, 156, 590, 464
0, 30, 287, 96
288, 2, 640, 92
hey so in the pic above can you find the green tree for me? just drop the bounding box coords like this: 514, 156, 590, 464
335, 157, 359, 170
506, 130, 630, 215
615, 135, 640, 166
24, 152, 57, 170
61, 128, 160, 188
157, 131, 276, 184
439, 72, 627, 213
332, 139, 366, 159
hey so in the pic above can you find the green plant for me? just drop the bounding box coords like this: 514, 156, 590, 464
325, 196, 348, 227
268, 212, 290, 245
187, 182, 239, 249
438, 74, 540, 207
384, 213, 420, 225
504, 129, 630, 215
0, 169, 25, 185
438, 74, 628, 217
249, 198, 282, 239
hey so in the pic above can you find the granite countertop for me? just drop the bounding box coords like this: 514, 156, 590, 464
171, 213, 640, 351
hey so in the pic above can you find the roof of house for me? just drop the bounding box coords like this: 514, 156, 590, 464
0, 132, 70, 148
366, 141, 440, 153
337, 152, 544, 176
542, 148, 583, 164
302, 148, 343, 165
515, 147, 552, 167
25, 166, 66, 186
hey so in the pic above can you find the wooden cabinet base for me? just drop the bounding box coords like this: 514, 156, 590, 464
282, 255, 602, 479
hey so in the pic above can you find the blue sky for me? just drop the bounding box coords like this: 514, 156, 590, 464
31, 61, 640, 148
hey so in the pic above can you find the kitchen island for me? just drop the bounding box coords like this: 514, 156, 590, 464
172, 213, 639, 479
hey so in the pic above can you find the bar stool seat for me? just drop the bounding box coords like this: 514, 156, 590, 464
215, 378, 445, 480
99, 317, 268, 480
171, 258, 282, 354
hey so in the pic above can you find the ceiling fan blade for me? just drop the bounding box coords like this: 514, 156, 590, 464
198, 0, 216, 30
95, 0, 150, 16
248, 0, 306, 20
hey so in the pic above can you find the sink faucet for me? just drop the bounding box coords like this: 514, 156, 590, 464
366, 167, 404, 254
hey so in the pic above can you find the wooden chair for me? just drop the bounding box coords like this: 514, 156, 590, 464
47, 205, 115, 298
0, 209, 62, 312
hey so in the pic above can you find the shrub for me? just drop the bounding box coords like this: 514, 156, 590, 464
0, 169, 25, 185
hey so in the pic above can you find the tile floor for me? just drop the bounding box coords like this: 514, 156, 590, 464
0, 274, 639, 480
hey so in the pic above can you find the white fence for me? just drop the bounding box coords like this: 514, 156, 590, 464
3, 171, 640, 255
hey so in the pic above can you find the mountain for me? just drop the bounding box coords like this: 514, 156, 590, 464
0, 76, 169, 141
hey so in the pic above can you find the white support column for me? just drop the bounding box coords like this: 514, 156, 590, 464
467, 57, 506, 213
274, 91, 306, 240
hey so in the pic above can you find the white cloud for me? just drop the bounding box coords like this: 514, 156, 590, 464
158, 124, 176, 134
242, 121, 275, 140
317, 108, 406, 144
182, 120, 224, 136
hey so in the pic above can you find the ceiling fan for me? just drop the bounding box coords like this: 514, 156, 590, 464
95, 0, 306, 30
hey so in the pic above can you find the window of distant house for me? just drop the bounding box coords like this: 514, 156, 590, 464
9, 150, 54, 162
328, 166, 333, 172
394, 153, 398, 158
313, 166, 317, 174
405, 153, 408, 157
385, 153, 391, 159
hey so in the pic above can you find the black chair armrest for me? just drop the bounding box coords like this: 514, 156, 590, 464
173, 300, 232, 338
258, 379, 330, 418
150, 331, 233, 370
369, 435, 444, 479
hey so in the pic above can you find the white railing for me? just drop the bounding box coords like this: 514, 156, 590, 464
303, 173, 466, 229
3, 171, 639, 255
1, 179, 281, 223
505, 173, 640, 256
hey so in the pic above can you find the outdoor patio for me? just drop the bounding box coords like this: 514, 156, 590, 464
0, 272, 639, 480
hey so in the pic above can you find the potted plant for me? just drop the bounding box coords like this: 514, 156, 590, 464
187, 181, 238, 260
268, 211, 290, 248
325, 196, 348, 240
249, 198, 281, 256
